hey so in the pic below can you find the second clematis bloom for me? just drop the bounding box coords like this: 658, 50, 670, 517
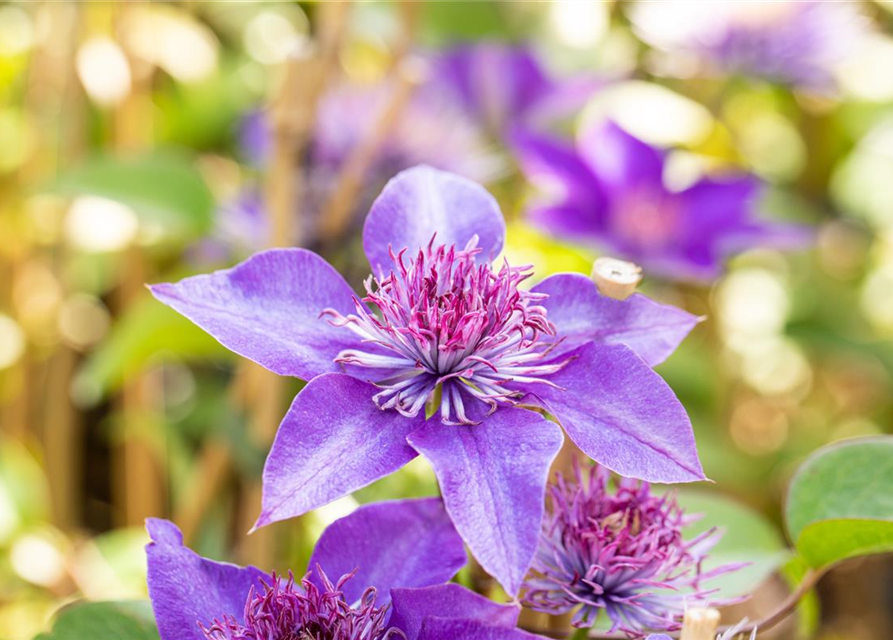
151, 165, 704, 597
523, 463, 742, 636
515, 121, 810, 282
147, 498, 545, 640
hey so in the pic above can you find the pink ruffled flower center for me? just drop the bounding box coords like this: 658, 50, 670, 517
323, 237, 567, 425
200, 570, 403, 640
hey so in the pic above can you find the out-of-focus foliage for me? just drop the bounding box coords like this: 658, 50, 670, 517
34, 601, 158, 640
785, 436, 893, 569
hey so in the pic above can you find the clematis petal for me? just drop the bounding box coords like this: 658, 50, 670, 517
532, 273, 700, 366
389, 584, 520, 640
418, 618, 548, 640
522, 342, 705, 483
407, 408, 564, 597
145, 519, 266, 640
362, 165, 505, 273
149, 249, 359, 380
511, 129, 604, 212
307, 498, 465, 606
256, 374, 422, 529
577, 120, 664, 189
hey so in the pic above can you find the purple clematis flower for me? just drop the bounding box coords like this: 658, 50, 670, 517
522, 462, 741, 636
146, 497, 544, 640
431, 42, 604, 135
628, 0, 867, 93
515, 120, 810, 282
150, 165, 704, 597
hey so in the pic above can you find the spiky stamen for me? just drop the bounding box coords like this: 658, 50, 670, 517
200, 568, 405, 640
323, 236, 567, 425
522, 462, 742, 637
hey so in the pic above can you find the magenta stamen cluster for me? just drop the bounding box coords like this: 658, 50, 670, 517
201, 568, 404, 640
323, 236, 566, 425
522, 462, 735, 637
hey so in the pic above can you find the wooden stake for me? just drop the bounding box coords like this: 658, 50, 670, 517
591, 257, 643, 300
680, 607, 721, 640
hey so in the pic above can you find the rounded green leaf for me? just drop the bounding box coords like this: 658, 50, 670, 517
34, 601, 159, 640
676, 489, 790, 598
43, 150, 214, 240
785, 436, 893, 569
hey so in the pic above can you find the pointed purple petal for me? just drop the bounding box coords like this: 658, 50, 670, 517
145, 519, 266, 640
533, 273, 700, 366
308, 498, 465, 606
256, 374, 421, 528
418, 619, 549, 640
525, 342, 705, 483
149, 249, 358, 380
407, 409, 564, 597
362, 165, 506, 273
390, 584, 520, 640
577, 120, 664, 189
511, 129, 604, 212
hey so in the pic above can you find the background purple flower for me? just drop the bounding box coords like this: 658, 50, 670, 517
218, 81, 502, 255
628, 0, 867, 93
522, 462, 741, 636
515, 120, 810, 281
150, 165, 705, 597
431, 42, 604, 135
146, 497, 539, 640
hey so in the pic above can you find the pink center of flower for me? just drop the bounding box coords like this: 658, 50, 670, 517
200, 569, 404, 640
611, 187, 681, 252
523, 463, 729, 634
322, 237, 566, 425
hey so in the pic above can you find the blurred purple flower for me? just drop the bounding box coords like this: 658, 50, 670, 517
515, 121, 811, 282
431, 42, 604, 134
150, 165, 704, 596
522, 462, 741, 636
219, 82, 502, 254
147, 498, 543, 640
629, 1, 867, 92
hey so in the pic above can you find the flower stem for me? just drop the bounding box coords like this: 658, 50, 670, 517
569, 628, 590, 640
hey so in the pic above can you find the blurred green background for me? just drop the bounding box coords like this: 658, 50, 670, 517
2, 2, 893, 639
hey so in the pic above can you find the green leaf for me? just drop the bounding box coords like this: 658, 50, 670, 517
44, 150, 214, 239
785, 436, 893, 569
676, 489, 790, 598
34, 601, 159, 640
73, 292, 230, 403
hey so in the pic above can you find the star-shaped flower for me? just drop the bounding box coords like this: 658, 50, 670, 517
151, 165, 704, 597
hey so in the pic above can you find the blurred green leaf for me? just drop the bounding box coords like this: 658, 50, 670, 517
74, 293, 230, 403
34, 601, 159, 640
676, 489, 790, 598
418, 1, 511, 45
785, 436, 893, 569
43, 151, 214, 240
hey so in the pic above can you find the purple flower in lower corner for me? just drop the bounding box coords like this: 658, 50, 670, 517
150, 164, 705, 598
515, 121, 811, 282
146, 498, 542, 640
522, 463, 742, 637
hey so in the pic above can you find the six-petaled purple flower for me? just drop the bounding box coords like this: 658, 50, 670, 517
522, 462, 741, 636
146, 498, 545, 640
515, 120, 810, 281
150, 164, 704, 597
